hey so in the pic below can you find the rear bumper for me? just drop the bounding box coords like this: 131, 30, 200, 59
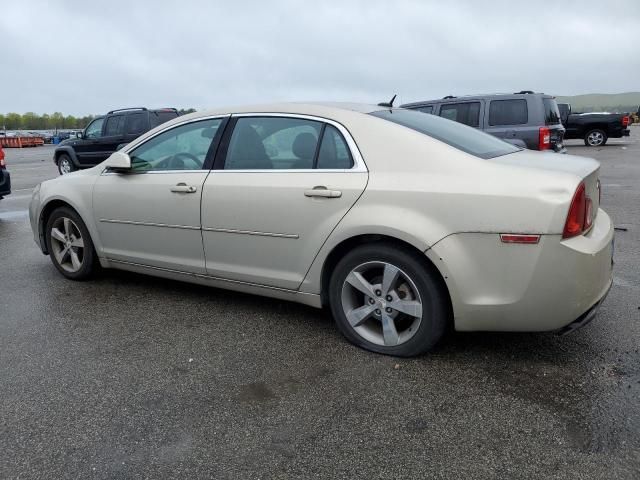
0, 169, 11, 197
428, 208, 614, 332
556, 279, 611, 335
622, 129, 630, 137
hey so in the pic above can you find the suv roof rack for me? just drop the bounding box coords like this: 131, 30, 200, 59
442, 95, 456, 99
107, 107, 148, 114
151, 108, 179, 112
515, 90, 535, 94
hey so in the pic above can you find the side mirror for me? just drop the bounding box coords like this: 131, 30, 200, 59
75, 131, 83, 139
104, 151, 131, 170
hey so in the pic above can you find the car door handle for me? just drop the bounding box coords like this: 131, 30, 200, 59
304, 187, 342, 198
170, 183, 197, 194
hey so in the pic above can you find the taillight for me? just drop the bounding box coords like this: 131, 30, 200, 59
622, 116, 630, 127
538, 126, 551, 150
563, 182, 594, 239
0, 151, 5, 169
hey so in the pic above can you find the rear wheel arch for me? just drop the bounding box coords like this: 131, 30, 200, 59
320, 234, 452, 315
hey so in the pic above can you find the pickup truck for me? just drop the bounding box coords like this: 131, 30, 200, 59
558, 103, 630, 146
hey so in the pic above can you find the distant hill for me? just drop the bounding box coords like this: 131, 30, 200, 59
555, 92, 640, 113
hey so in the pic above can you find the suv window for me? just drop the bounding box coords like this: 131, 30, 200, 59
489, 99, 528, 126
317, 125, 353, 169
150, 110, 179, 128
543, 98, 561, 125
85, 118, 105, 139
129, 118, 222, 172
439, 102, 480, 127
371, 109, 519, 159
125, 112, 148, 135
417, 106, 433, 114
225, 117, 322, 170
104, 115, 125, 136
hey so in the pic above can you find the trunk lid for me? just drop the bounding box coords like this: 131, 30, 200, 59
490, 150, 601, 213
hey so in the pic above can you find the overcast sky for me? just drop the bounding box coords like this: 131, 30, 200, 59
2, 0, 639, 115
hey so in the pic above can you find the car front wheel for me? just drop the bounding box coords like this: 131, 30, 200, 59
45, 206, 97, 280
57, 154, 76, 175
329, 243, 449, 357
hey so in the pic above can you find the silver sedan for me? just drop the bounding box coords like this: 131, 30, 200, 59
29, 103, 614, 356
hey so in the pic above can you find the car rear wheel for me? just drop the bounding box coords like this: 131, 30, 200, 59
584, 129, 607, 147
57, 154, 75, 175
45, 207, 98, 280
329, 243, 449, 357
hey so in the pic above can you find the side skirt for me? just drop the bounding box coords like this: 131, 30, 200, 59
104, 258, 323, 308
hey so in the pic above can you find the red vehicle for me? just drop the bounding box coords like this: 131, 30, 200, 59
0, 144, 10, 199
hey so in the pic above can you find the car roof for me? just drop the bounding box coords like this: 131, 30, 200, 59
401, 92, 553, 108
182, 102, 382, 118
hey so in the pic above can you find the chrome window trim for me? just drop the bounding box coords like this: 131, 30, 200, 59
104, 112, 367, 174
225, 112, 367, 173
120, 114, 231, 154
101, 169, 210, 176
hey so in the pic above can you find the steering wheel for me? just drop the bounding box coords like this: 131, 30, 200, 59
167, 152, 201, 170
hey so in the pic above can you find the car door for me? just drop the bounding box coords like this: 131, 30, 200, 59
92, 117, 227, 273
201, 114, 368, 290
74, 117, 106, 165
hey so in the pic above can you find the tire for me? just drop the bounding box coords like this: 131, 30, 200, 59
45, 206, 98, 280
584, 129, 607, 147
57, 154, 76, 175
328, 243, 449, 357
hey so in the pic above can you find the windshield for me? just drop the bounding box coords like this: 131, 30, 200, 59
370, 109, 520, 159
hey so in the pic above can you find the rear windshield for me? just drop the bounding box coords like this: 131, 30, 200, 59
543, 98, 561, 125
370, 109, 520, 159
150, 110, 179, 128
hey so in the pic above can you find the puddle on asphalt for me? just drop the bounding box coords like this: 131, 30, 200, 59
0, 210, 28, 220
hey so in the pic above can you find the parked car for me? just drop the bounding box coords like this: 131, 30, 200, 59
0, 145, 10, 200
30, 103, 613, 356
53, 107, 179, 175
557, 103, 631, 146
401, 91, 566, 152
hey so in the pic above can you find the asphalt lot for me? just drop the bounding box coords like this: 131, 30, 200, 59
1, 133, 639, 479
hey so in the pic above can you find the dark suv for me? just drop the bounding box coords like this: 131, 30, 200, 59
401, 91, 566, 152
53, 107, 179, 175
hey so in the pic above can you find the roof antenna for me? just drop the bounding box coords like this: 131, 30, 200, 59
377, 94, 397, 108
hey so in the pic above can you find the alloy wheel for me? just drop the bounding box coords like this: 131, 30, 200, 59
587, 131, 604, 146
59, 158, 72, 174
341, 261, 423, 347
50, 217, 85, 273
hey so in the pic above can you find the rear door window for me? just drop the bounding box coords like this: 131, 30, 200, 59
489, 99, 528, 126
417, 105, 433, 114
104, 115, 125, 136
543, 98, 561, 125
439, 102, 480, 127
317, 125, 353, 169
125, 112, 148, 135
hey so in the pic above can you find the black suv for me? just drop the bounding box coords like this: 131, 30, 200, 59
401, 91, 566, 152
54, 107, 179, 175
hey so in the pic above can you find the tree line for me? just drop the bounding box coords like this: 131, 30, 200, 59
0, 109, 197, 131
